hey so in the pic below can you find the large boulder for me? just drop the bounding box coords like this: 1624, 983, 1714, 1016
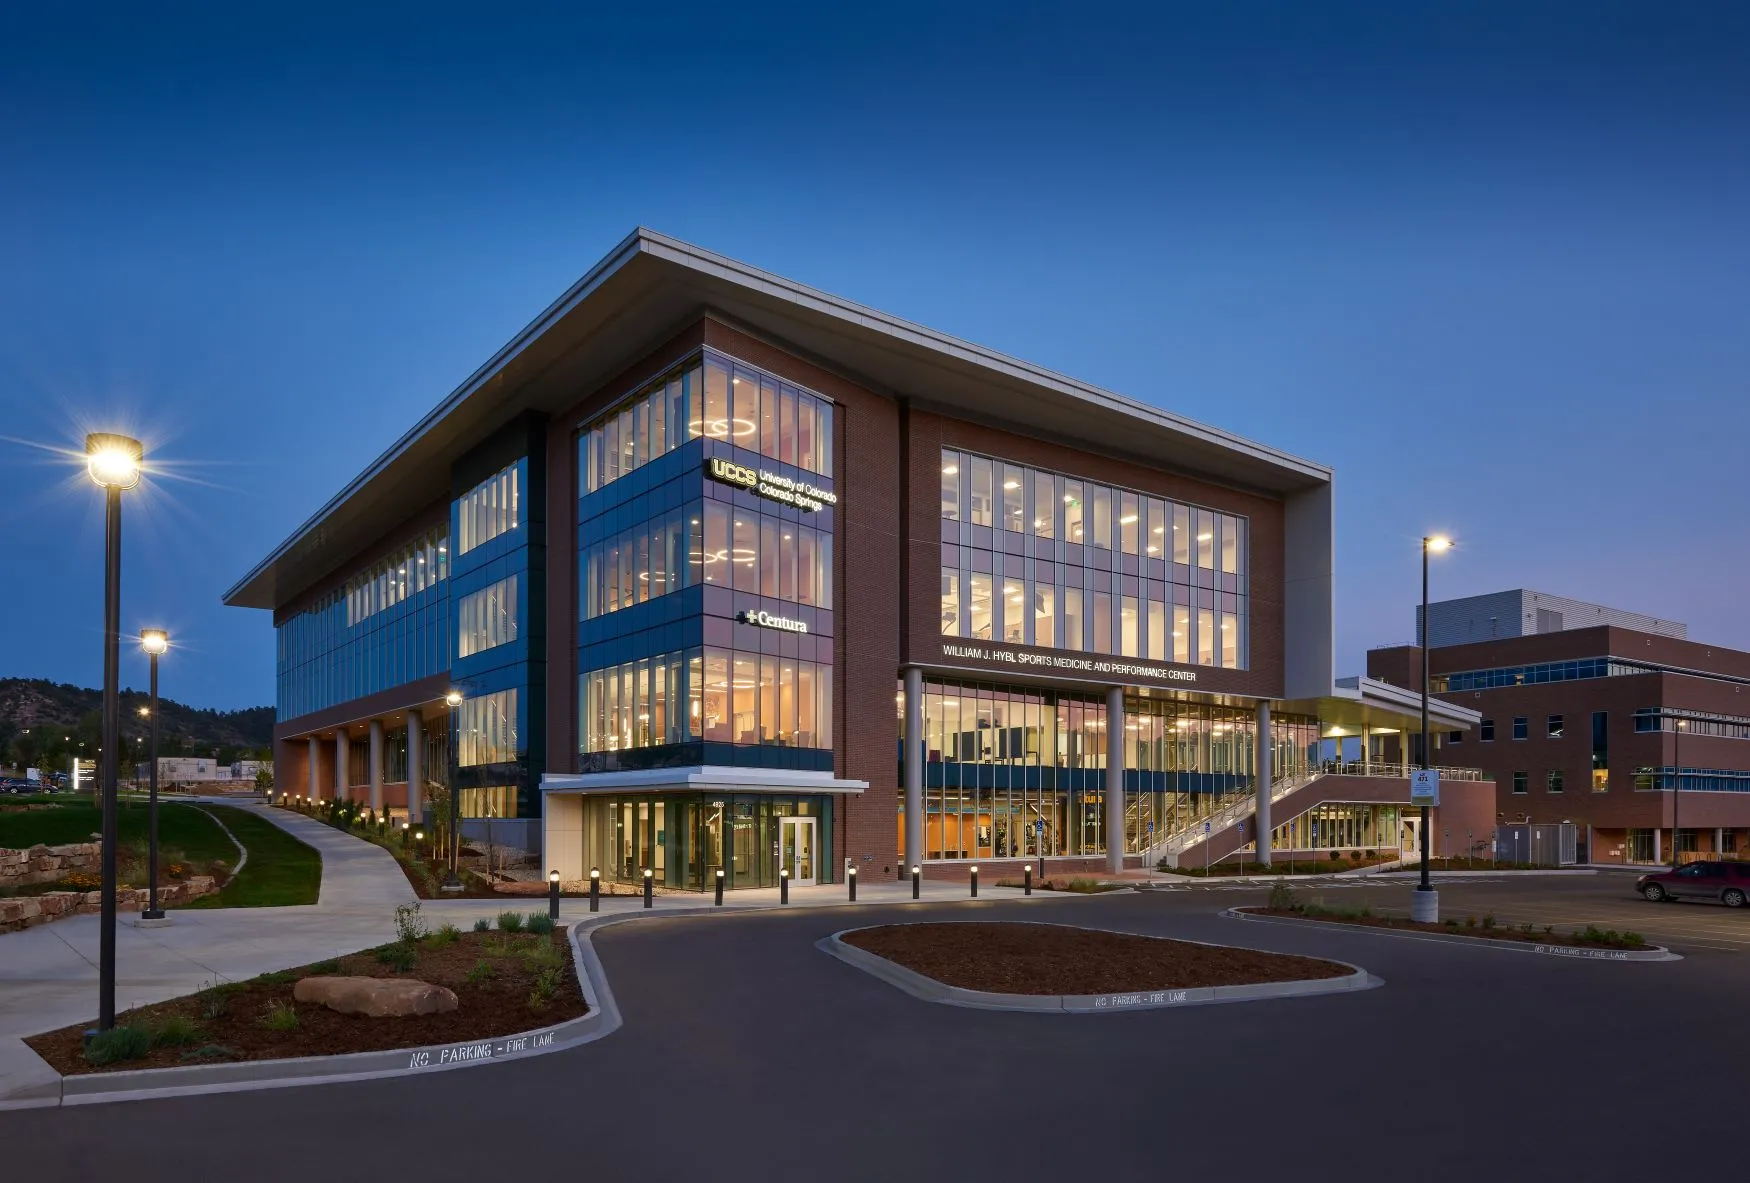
292, 976, 459, 1018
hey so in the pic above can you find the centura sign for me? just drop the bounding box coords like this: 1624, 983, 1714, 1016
737, 609, 809, 634
705, 457, 838, 512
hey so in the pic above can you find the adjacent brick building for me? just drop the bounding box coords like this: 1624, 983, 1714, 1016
1370, 592, 1750, 864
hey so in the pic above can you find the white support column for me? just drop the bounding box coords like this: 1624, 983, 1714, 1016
1652, 827, 1662, 864
406, 709, 425, 823
1105, 685, 1125, 874
335, 729, 351, 804
1255, 701, 1273, 867
368, 719, 384, 814
1362, 725, 1371, 775
1400, 731, 1409, 777
307, 735, 320, 803
903, 667, 924, 877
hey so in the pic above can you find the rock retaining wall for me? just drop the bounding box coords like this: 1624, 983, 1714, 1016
1, 842, 219, 932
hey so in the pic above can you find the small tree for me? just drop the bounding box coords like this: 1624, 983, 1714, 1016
255, 767, 274, 792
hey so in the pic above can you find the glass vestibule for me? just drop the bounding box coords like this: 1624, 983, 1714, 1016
1267, 803, 1403, 854
576, 792, 833, 890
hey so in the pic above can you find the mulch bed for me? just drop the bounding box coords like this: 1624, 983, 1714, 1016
1245, 908, 1652, 950
28, 926, 587, 1075
841, 922, 1350, 995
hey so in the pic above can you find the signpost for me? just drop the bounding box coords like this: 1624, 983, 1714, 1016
1410, 768, 1440, 808
1203, 821, 1212, 877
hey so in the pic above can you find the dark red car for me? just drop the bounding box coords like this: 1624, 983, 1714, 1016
1637, 861, 1750, 907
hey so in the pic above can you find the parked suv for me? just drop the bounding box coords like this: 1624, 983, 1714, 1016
1637, 861, 1750, 907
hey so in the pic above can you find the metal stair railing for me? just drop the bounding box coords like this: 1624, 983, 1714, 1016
1138, 769, 1323, 865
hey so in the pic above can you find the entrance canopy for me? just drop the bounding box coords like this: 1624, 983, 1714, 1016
541, 766, 868, 796
1279, 675, 1482, 739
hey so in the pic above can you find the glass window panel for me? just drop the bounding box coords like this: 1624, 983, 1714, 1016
703, 503, 729, 585
1196, 509, 1215, 569
1033, 582, 1055, 648
968, 573, 993, 640
760, 377, 779, 458
704, 358, 730, 439
1092, 591, 1113, 655
798, 663, 817, 747
1119, 493, 1139, 555
732, 513, 758, 593
969, 456, 994, 527
1145, 497, 1165, 557
1002, 465, 1024, 532
1173, 503, 1190, 564
760, 518, 781, 597
1002, 578, 1024, 644
1091, 486, 1112, 550
1198, 608, 1216, 665
1063, 480, 1084, 542
1063, 585, 1083, 651
779, 524, 797, 602
940, 567, 960, 636
1221, 612, 1239, 668
1173, 604, 1190, 663
1121, 595, 1139, 657
797, 393, 816, 473
796, 529, 817, 607
941, 450, 961, 520
731, 366, 758, 445
779, 385, 797, 465
1147, 598, 1165, 661
1032, 471, 1056, 538
816, 399, 833, 477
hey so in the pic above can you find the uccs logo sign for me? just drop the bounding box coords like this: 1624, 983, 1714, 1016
705, 457, 759, 491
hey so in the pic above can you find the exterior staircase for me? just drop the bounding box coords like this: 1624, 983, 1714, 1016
1141, 771, 1322, 868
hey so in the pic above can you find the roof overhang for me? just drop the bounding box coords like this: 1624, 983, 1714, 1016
540, 766, 868, 796
225, 227, 1331, 612
1282, 676, 1483, 736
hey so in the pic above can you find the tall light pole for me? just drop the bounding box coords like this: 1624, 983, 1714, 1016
86, 432, 142, 1033
443, 689, 463, 892
1671, 717, 1686, 866
1415, 534, 1452, 924
139, 630, 169, 923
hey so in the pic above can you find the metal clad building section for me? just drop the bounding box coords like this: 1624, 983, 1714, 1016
1419, 590, 1686, 649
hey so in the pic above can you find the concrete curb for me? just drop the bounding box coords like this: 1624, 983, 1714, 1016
190, 802, 250, 881
1225, 909, 1682, 962
818, 922, 1379, 1012
0, 919, 624, 1110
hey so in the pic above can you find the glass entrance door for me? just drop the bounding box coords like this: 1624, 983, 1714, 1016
780, 817, 817, 886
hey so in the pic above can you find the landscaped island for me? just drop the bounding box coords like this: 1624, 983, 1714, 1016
27, 906, 586, 1075
841, 922, 1351, 995
1245, 884, 1651, 950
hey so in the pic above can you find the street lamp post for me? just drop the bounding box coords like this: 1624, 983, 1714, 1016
442, 689, 463, 892
139, 630, 169, 923
1414, 534, 1451, 925
86, 432, 142, 1033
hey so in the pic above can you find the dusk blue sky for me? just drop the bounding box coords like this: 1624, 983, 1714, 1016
2, 2, 1746, 709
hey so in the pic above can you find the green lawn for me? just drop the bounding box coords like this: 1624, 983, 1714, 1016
182, 806, 321, 908
0, 797, 235, 869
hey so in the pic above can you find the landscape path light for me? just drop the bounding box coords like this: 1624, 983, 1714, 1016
442, 689, 464, 892
548, 870, 561, 922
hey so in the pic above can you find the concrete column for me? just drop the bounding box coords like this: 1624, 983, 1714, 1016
406, 709, 425, 823
1105, 685, 1125, 874
307, 735, 320, 803
1715, 827, 1724, 856
1255, 701, 1273, 867
1652, 827, 1661, 864
903, 667, 923, 876
335, 728, 351, 804
1361, 726, 1370, 775
368, 719, 385, 814
1400, 731, 1409, 777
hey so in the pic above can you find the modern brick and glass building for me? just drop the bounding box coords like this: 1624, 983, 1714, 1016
225, 228, 1479, 890
1370, 590, 1750, 864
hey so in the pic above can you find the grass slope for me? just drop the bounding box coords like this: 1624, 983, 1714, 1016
183, 806, 321, 908
0, 798, 234, 866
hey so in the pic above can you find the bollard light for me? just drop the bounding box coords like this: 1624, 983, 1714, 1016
911, 864, 920, 900
970, 864, 979, 898
714, 868, 724, 907
848, 863, 857, 902
1024, 863, 1033, 896
642, 867, 654, 909
780, 866, 790, 906
548, 869, 561, 922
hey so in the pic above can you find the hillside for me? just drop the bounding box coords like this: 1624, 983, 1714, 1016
0, 678, 273, 769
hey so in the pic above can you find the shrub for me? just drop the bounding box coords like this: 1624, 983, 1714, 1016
260, 1002, 300, 1033
1365, 850, 1377, 860
308, 960, 341, 976
522, 941, 564, 971
1464, 916, 1477, 928
473, 917, 492, 933
1267, 882, 1300, 911
429, 923, 462, 947
84, 1026, 152, 1066
253, 969, 299, 985
496, 911, 525, 933
1351, 851, 1363, 862
1623, 931, 1644, 947
1444, 919, 1459, 929
199, 991, 231, 1021
525, 912, 555, 936
375, 942, 419, 971
393, 901, 429, 944
150, 1015, 204, 1048
1481, 915, 1497, 930
465, 960, 496, 985
180, 1044, 239, 1063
